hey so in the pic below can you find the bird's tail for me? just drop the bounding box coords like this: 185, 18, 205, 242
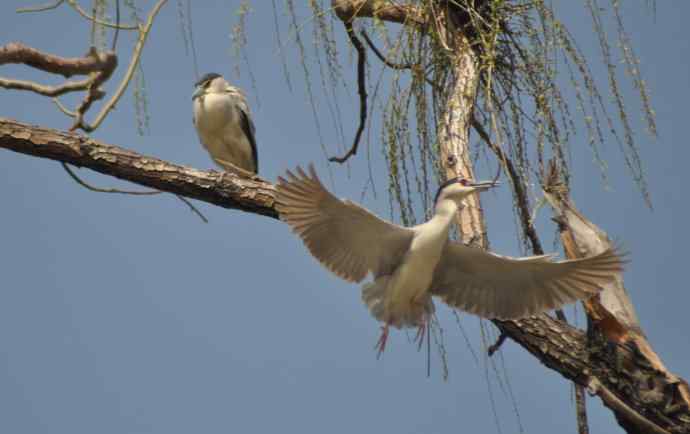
361, 276, 390, 324
362, 276, 435, 328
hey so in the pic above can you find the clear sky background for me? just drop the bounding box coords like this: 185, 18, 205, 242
1, 2, 688, 433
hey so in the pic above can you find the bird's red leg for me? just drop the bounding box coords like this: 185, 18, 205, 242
414, 321, 426, 351
375, 324, 390, 359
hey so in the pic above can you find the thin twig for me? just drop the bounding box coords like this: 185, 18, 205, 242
0, 76, 91, 97
53, 98, 77, 117
360, 28, 413, 70
175, 195, 209, 223
62, 163, 208, 222
16, 0, 64, 13
186, 0, 200, 80
472, 117, 543, 254
488, 332, 507, 356
65, 0, 138, 30
329, 21, 367, 164
112, 0, 121, 51
72, 0, 168, 132
62, 163, 160, 195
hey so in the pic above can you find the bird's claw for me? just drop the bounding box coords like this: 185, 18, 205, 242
375, 324, 390, 359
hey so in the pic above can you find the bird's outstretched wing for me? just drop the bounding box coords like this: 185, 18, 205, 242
276, 165, 414, 282
430, 242, 626, 319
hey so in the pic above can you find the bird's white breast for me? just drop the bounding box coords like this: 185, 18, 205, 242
193, 93, 255, 172
383, 221, 448, 325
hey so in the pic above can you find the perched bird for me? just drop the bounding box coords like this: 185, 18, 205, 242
276, 165, 625, 355
192, 72, 258, 174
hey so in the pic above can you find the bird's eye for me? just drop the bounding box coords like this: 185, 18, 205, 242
459, 179, 469, 186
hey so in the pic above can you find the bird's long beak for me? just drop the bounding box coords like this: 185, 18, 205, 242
192, 86, 204, 101
470, 180, 500, 191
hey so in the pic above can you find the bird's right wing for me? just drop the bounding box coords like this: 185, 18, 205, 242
430, 242, 626, 319
276, 165, 414, 282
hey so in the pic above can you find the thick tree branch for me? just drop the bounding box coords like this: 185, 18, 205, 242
0, 118, 277, 219
332, 0, 424, 26
0, 42, 116, 77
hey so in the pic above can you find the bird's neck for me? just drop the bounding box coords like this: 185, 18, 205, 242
430, 199, 460, 233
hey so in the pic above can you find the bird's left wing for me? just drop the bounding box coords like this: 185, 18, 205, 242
430, 241, 625, 319
234, 95, 259, 173
276, 165, 414, 283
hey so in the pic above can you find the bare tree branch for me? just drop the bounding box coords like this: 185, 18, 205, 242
16, 0, 64, 14
0, 76, 91, 97
0, 42, 116, 77
0, 118, 277, 218
332, 0, 424, 26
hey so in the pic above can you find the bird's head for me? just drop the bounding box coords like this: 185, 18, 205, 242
192, 72, 225, 100
433, 177, 498, 207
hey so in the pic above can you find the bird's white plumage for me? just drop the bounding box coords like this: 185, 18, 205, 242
430, 241, 623, 319
276, 165, 414, 283
192, 75, 258, 174
277, 164, 625, 334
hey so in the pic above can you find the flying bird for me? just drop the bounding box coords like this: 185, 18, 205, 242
276, 165, 625, 355
192, 72, 258, 174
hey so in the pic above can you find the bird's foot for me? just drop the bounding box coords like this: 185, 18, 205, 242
374, 324, 390, 359
214, 158, 256, 179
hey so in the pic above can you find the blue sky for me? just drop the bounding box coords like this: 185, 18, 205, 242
1, 1, 688, 433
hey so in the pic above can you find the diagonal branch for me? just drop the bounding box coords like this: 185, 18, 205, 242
0, 118, 277, 218
0, 76, 91, 97
360, 29, 414, 70
0, 42, 116, 77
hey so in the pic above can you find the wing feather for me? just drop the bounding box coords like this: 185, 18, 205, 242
431, 242, 626, 319
276, 164, 414, 282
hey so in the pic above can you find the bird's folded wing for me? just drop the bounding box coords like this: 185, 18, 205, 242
430, 242, 625, 319
236, 100, 258, 173
276, 164, 414, 282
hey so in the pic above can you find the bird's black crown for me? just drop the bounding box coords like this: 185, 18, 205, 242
433, 177, 469, 205
195, 72, 222, 87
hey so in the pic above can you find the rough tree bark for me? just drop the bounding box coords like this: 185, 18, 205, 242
0, 118, 277, 218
